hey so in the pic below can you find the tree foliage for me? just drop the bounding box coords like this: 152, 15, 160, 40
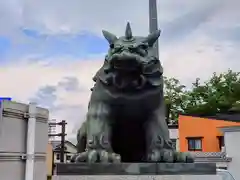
164, 70, 240, 122
164, 77, 186, 122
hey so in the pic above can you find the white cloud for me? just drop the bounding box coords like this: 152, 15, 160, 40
0, 57, 103, 101
0, 0, 222, 36
162, 30, 240, 85
204, 0, 240, 28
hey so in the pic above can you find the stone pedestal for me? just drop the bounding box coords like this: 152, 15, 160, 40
53, 175, 221, 180
52, 163, 217, 180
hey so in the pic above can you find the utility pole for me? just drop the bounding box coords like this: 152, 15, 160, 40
149, 0, 170, 126
60, 120, 66, 163
48, 120, 67, 163
149, 0, 159, 59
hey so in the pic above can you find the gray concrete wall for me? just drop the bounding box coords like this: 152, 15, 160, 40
0, 157, 47, 180
0, 101, 49, 180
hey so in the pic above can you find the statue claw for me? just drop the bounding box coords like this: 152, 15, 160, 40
174, 151, 194, 163
71, 150, 121, 163
148, 149, 194, 163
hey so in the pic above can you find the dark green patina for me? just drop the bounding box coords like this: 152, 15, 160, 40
56, 163, 216, 175
72, 23, 194, 163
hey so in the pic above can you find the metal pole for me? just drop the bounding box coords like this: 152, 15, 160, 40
149, 0, 171, 135
149, 0, 159, 59
60, 120, 66, 163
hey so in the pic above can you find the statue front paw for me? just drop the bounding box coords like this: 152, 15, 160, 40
71, 150, 121, 163
148, 149, 194, 163
174, 151, 194, 163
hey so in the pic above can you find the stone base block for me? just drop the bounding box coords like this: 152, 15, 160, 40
52, 175, 221, 180
54, 163, 216, 175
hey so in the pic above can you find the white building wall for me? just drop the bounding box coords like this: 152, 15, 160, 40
220, 126, 240, 179
53, 143, 77, 163
169, 128, 178, 139
169, 128, 179, 151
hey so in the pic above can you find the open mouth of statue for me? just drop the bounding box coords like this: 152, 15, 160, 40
112, 57, 141, 72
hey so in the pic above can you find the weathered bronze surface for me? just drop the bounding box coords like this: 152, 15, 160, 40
55, 163, 216, 175
72, 22, 194, 163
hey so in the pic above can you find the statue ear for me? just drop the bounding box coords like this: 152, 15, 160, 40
144, 30, 161, 47
102, 30, 118, 45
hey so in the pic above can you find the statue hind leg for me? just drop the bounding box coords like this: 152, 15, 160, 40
146, 106, 194, 163
70, 125, 86, 162
72, 102, 121, 163
76, 122, 87, 153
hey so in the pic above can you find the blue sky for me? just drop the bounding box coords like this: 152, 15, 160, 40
0, 0, 239, 140
0, 29, 109, 62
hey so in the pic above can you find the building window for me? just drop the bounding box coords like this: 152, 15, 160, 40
66, 155, 71, 161
56, 153, 60, 160
187, 137, 202, 151
170, 139, 177, 150
217, 136, 225, 151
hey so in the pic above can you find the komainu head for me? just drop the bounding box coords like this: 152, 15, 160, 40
100, 22, 163, 90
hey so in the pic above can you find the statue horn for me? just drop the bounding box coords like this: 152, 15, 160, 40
102, 30, 118, 45
144, 30, 161, 47
125, 22, 133, 40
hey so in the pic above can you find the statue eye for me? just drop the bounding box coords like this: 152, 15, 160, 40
128, 45, 135, 50
138, 43, 148, 50
110, 44, 114, 48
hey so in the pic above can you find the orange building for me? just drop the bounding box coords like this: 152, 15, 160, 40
178, 114, 240, 152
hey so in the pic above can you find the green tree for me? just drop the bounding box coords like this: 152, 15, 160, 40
229, 101, 240, 112
164, 70, 240, 123
163, 77, 187, 122
184, 70, 240, 115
